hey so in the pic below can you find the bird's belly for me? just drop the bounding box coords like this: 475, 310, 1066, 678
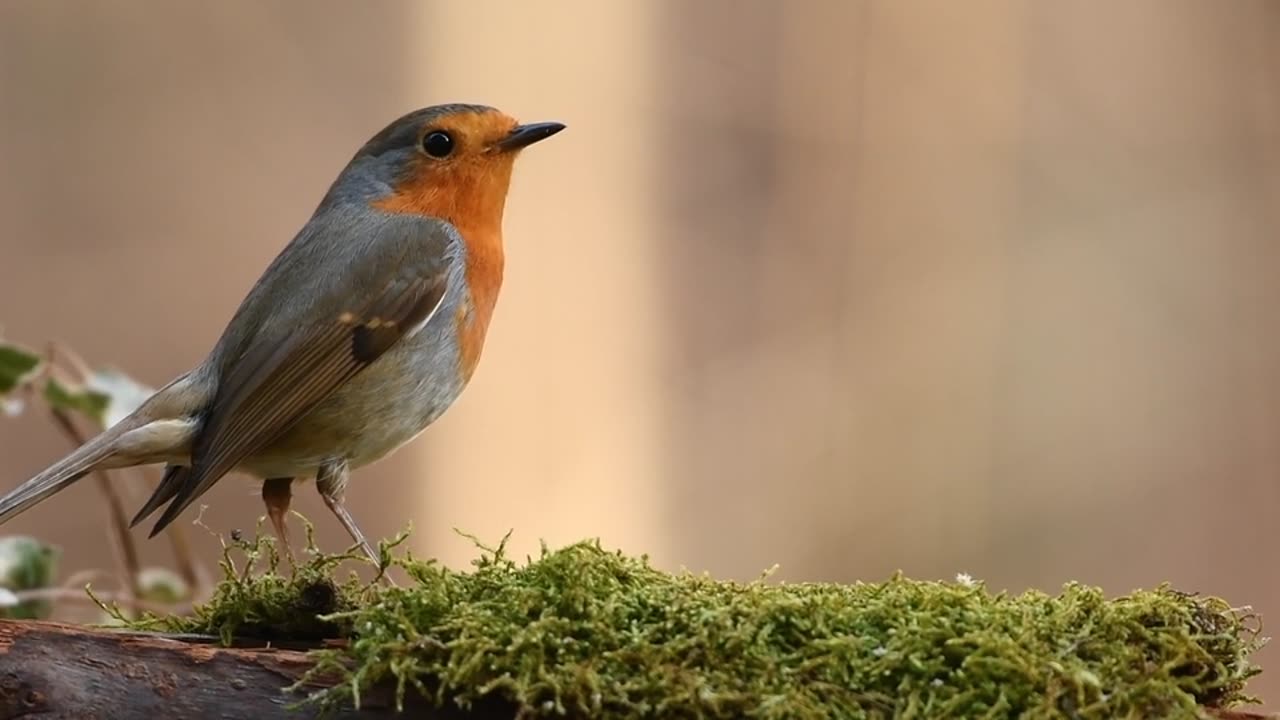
242, 323, 466, 478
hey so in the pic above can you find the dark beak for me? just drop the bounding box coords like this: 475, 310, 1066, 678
495, 122, 566, 152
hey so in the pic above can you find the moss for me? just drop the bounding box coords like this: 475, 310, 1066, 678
116, 524, 1265, 719
109, 519, 366, 644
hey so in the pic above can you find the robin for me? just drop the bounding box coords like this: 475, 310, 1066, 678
0, 103, 564, 562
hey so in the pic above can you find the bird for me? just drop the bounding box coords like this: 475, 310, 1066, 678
0, 103, 564, 563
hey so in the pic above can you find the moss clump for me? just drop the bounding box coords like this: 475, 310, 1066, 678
113, 520, 366, 644
125, 527, 1265, 719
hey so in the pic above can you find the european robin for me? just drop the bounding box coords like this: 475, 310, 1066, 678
0, 103, 564, 562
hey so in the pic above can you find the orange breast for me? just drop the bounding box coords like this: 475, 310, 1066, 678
372, 155, 512, 384
452, 225, 504, 382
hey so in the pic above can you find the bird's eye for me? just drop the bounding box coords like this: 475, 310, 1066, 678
421, 130, 454, 158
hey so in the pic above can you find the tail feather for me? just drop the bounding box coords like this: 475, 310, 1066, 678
129, 464, 189, 528
0, 371, 206, 527
0, 426, 129, 525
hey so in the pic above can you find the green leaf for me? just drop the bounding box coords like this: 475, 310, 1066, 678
136, 567, 190, 605
0, 341, 42, 396
43, 376, 111, 426
0, 535, 59, 620
0, 332, 154, 428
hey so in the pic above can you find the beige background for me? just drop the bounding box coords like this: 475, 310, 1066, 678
2, 0, 1279, 706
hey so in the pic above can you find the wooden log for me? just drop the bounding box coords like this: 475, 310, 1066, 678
0, 619, 1268, 719
0, 620, 519, 719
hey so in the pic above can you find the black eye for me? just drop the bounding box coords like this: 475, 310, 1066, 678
421, 130, 454, 158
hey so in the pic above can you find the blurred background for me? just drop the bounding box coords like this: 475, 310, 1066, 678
1, 0, 1279, 702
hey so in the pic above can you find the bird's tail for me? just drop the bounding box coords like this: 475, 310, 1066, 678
0, 422, 137, 525
0, 371, 204, 526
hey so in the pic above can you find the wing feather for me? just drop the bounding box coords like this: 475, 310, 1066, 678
139, 217, 455, 536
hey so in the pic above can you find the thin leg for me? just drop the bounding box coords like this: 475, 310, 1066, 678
261, 477, 296, 565
315, 460, 379, 565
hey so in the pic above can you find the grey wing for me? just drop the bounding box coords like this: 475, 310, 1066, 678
138, 214, 458, 536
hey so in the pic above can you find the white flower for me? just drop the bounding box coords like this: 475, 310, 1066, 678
0, 396, 23, 417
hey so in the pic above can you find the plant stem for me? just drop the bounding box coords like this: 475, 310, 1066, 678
10, 588, 181, 616
46, 407, 144, 616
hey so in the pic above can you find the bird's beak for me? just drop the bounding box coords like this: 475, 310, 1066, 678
494, 122, 566, 153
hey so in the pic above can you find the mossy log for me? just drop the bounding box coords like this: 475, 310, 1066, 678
5, 532, 1264, 719
0, 620, 1267, 720
0, 619, 522, 719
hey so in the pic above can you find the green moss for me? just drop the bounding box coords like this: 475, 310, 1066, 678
115, 524, 1265, 719
113, 520, 371, 645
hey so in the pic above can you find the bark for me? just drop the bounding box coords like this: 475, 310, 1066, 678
0, 619, 516, 719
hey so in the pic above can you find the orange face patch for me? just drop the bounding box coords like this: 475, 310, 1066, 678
372, 109, 520, 227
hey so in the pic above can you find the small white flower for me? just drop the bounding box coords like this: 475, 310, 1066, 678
932, 678, 944, 687
955, 572, 976, 587
872, 646, 888, 657
0, 396, 23, 417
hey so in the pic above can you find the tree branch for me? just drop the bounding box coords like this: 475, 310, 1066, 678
0, 620, 517, 719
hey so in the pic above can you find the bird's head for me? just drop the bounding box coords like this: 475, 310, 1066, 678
327, 103, 564, 231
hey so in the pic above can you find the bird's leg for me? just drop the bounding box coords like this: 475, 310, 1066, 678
261, 477, 296, 567
315, 460, 379, 565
